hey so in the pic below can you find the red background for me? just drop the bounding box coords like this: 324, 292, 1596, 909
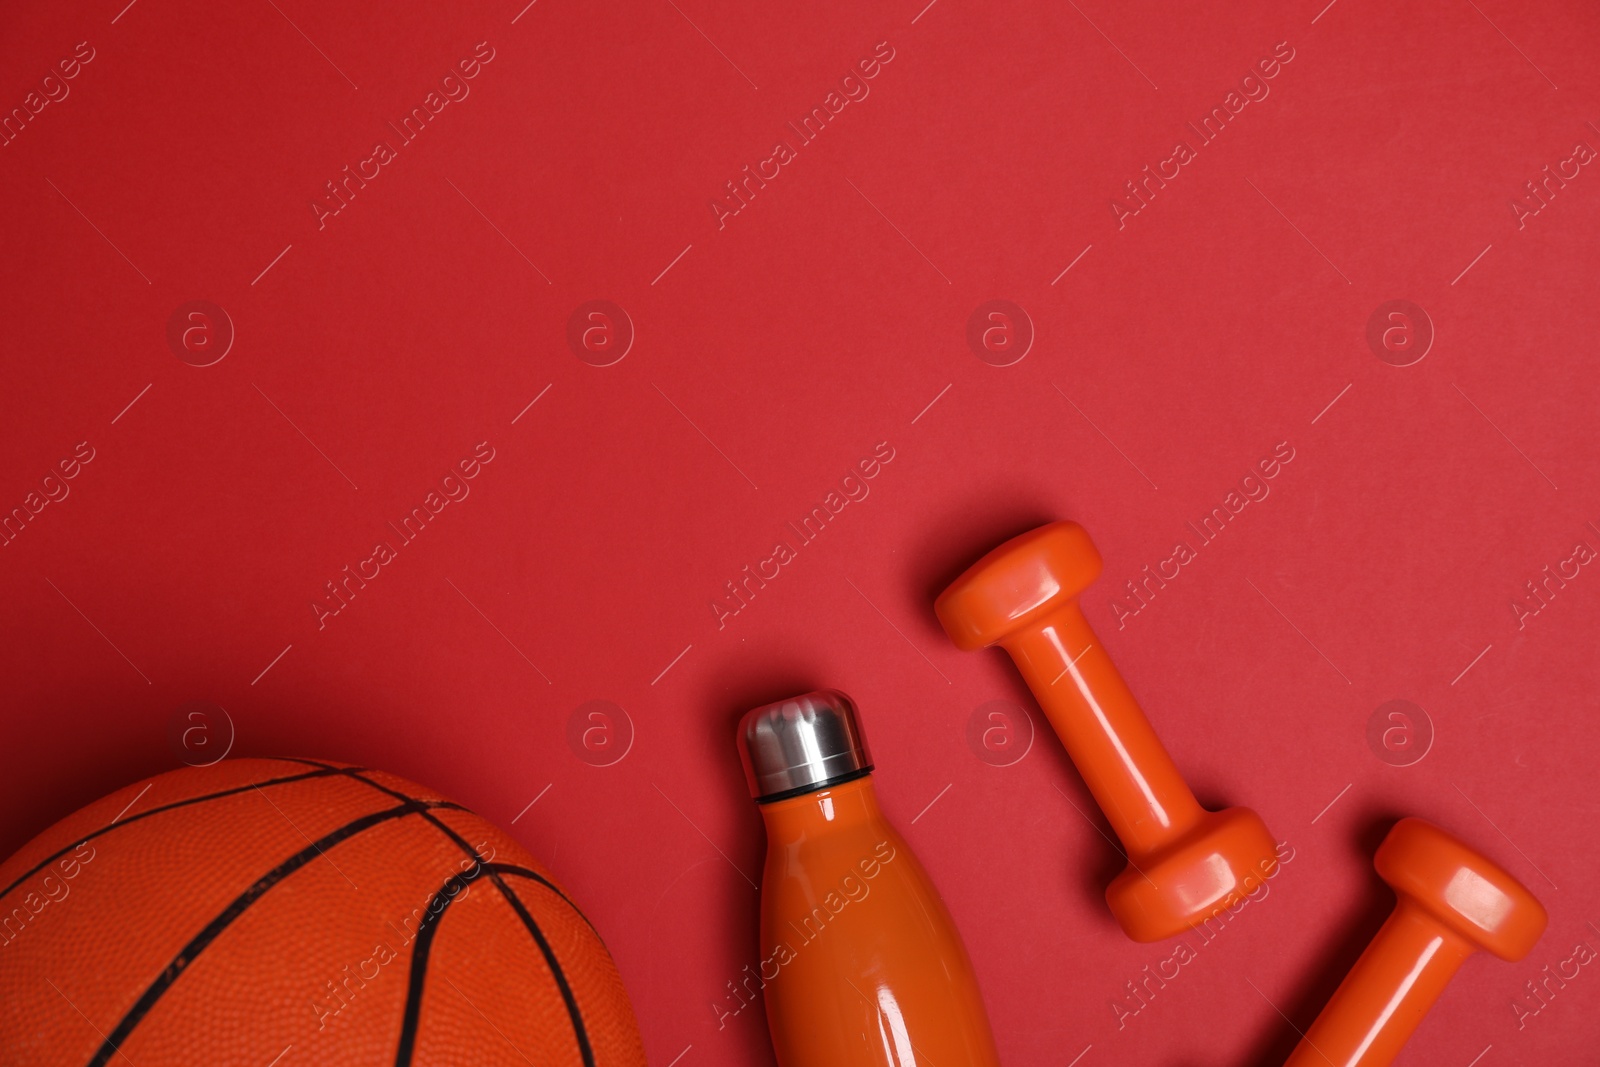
3, 0, 1598, 1063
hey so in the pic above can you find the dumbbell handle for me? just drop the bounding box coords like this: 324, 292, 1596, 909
1284, 902, 1474, 1067
1003, 603, 1205, 856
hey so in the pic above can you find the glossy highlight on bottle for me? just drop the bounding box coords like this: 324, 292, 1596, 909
737, 691, 1001, 1067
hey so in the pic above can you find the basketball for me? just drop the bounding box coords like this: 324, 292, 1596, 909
0, 758, 646, 1066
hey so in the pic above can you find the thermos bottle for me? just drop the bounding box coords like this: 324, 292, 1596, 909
736, 690, 1002, 1067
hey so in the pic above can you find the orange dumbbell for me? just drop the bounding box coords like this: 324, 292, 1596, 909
935, 521, 1279, 942
1284, 818, 1546, 1067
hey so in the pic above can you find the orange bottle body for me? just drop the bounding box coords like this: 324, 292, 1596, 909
755, 776, 1001, 1067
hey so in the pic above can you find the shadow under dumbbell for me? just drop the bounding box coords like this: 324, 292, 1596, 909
1231, 813, 1401, 1067
1053, 765, 1137, 923
911, 502, 1134, 919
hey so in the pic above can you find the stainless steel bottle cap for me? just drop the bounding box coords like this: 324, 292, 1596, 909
737, 689, 874, 802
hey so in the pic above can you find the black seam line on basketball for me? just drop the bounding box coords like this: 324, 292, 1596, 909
420, 809, 586, 914
314, 773, 569, 918
0, 766, 363, 903
410, 793, 600, 943
328, 778, 503, 887
332, 773, 584, 924
414, 802, 601, 943
335, 766, 596, 1066
274, 766, 467, 818
83, 799, 445, 1067
336, 773, 585, 917
388, 861, 597, 1067
493, 866, 619, 960
392, 863, 494, 1067
493, 865, 598, 936
338, 768, 473, 814
489, 871, 597, 1067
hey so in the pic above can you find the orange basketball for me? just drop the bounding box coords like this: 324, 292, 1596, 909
0, 758, 646, 1066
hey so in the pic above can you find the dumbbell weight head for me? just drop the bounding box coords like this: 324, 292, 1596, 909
1376, 817, 1546, 962
1284, 818, 1547, 1067
937, 522, 1105, 652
